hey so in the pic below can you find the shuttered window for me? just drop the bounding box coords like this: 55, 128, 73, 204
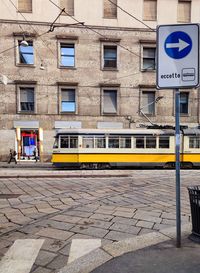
103, 90, 117, 114
142, 91, 155, 115
143, 0, 157, 21
18, 0, 32, 12
104, 0, 117, 18
177, 1, 191, 22
60, 0, 74, 15
61, 89, 76, 112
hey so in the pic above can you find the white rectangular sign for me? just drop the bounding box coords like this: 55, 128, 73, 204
157, 24, 199, 89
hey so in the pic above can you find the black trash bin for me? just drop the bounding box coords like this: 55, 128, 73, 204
188, 186, 200, 242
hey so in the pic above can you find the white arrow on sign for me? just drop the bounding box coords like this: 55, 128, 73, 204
166, 39, 190, 52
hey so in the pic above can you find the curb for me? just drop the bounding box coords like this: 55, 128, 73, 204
58, 223, 191, 273
0, 174, 130, 179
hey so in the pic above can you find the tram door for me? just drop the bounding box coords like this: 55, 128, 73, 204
21, 130, 39, 160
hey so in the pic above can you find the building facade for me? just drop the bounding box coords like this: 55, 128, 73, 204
0, 0, 199, 161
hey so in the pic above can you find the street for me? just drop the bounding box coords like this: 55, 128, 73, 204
0, 169, 196, 273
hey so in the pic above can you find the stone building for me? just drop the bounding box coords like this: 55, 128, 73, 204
0, 0, 199, 161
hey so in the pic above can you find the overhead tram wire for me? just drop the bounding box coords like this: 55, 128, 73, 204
48, 0, 143, 59
107, 0, 155, 32
1, 0, 156, 87
7, 0, 63, 64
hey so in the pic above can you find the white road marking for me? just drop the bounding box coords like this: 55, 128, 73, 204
68, 239, 101, 264
0, 239, 44, 273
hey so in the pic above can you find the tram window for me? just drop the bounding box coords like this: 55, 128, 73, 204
108, 137, 119, 148
159, 136, 169, 148
135, 137, 144, 148
189, 137, 200, 148
60, 136, 78, 148
146, 136, 156, 148
70, 137, 78, 148
120, 137, 131, 148
60, 137, 69, 148
83, 137, 94, 148
53, 138, 58, 148
95, 137, 106, 148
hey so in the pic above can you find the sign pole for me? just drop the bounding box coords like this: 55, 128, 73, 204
175, 88, 181, 248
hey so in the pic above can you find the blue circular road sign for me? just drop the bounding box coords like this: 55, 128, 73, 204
164, 31, 192, 59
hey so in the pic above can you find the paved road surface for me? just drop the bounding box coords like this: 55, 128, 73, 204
0, 169, 196, 273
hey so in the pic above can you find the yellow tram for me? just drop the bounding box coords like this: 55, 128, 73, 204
51, 128, 200, 169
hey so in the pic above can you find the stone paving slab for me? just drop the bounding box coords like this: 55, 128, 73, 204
0, 169, 195, 273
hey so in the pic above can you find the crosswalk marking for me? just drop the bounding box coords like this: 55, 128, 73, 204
68, 239, 101, 264
0, 239, 44, 273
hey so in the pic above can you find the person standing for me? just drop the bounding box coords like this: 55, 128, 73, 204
33, 147, 38, 162
8, 149, 17, 164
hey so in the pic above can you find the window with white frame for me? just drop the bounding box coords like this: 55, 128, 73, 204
60, 0, 74, 15
103, 0, 117, 18
19, 87, 35, 112
60, 88, 76, 113
141, 91, 155, 115
18, 40, 34, 65
60, 43, 75, 67
177, 0, 191, 23
103, 89, 117, 114
143, 0, 157, 21
18, 0, 32, 12
189, 136, 200, 148
103, 45, 117, 69
142, 47, 156, 70
180, 92, 189, 114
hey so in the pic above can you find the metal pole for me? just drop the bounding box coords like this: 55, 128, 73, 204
175, 88, 181, 248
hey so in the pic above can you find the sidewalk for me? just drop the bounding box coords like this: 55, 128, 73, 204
0, 161, 52, 169
91, 236, 200, 273
59, 224, 200, 273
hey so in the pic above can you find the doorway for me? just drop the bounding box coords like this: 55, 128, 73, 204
20, 130, 39, 160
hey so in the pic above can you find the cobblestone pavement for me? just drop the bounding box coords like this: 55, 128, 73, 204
0, 169, 197, 273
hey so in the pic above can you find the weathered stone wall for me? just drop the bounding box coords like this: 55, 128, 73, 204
0, 12, 200, 161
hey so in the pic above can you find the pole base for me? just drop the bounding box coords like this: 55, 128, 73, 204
188, 233, 200, 244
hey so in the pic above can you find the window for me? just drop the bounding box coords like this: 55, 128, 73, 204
143, 0, 157, 21
142, 47, 156, 70
19, 87, 34, 112
189, 137, 200, 148
18, 0, 32, 12
60, 0, 74, 15
95, 137, 106, 148
103, 0, 117, 18
61, 89, 76, 113
60, 43, 75, 67
103, 45, 117, 69
177, 0, 191, 22
60, 136, 78, 148
103, 90, 117, 114
135, 137, 144, 148
180, 92, 189, 114
141, 91, 155, 115
108, 136, 119, 148
146, 136, 156, 148
18, 40, 34, 65
82, 136, 106, 148
135, 136, 156, 148
120, 137, 131, 148
159, 136, 170, 148
83, 137, 94, 148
